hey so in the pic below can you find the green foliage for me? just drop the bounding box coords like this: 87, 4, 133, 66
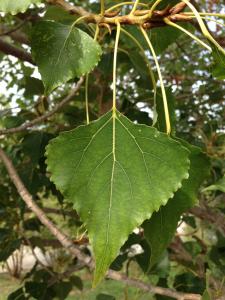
143, 142, 210, 269
203, 175, 225, 193
0, 0, 40, 14
31, 21, 102, 94
46, 109, 190, 284
0, 0, 225, 298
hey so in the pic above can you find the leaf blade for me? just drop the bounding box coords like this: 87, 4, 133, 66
143, 141, 210, 269
0, 0, 40, 14
46, 110, 190, 285
31, 21, 102, 94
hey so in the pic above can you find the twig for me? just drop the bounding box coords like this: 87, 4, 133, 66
46, 0, 89, 17
47, 262, 86, 287
0, 77, 84, 135
108, 271, 201, 299
0, 38, 34, 64
41, 207, 79, 218
45, 0, 191, 27
0, 147, 202, 300
190, 206, 225, 236
23, 235, 57, 278
0, 20, 27, 37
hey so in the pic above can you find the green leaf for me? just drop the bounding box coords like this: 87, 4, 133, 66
7, 288, 26, 300
211, 43, 225, 80
201, 290, 212, 300
0, 238, 22, 261
0, 0, 40, 14
96, 294, 116, 300
23, 77, 44, 97
53, 281, 73, 300
46, 110, 190, 285
121, 25, 182, 55
22, 131, 54, 165
31, 21, 102, 94
143, 141, 210, 269
203, 175, 225, 193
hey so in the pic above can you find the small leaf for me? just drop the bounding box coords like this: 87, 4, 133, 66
143, 141, 210, 269
31, 21, 102, 94
23, 77, 44, 97
70, 275, 83, 291
211, 43, 225, 80
96, 294, 116, 300
0, 0, 40, 14
0, 238, 22, 261
46, 110, 190, 285
53, 281, 73, 300
22, 131, 54, 165
201, 290, 212, 300
203, 175, 225, 193
7, 288, 26, 300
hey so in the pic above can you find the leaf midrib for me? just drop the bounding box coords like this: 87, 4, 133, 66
48, 24, 74, 90
65, 112, 181, 275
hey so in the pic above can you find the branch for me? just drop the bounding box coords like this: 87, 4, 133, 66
108, 271, 201, 300
0, 147, 91, 266
0, 147, 202, 300
0, 38, 34, 64
0, 24, 29, 45
46, 0, 191, 28
0, 77, 84, 135
0, 21, 27, 37
190, 206, 225, 236
46, 0, 89, 17
42, 207, 79, 218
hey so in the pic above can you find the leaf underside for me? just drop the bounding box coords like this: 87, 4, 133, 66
46, 110, 190, 285
31, 21, 102, 94
0, 0, 40, 14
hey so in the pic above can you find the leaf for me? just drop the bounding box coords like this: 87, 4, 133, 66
0, 238, 22, 261
0, 0, 40, 14
211, 43, 225, 80
70, 275, 83, 291
31, 21, 102, 94
22, 131, 54, 165
23, 77, 44, 97
174, 272, 205, 294
44, 5, 76, 23
46, 109, 190, 285
143, 141, 210, 269
25, 282, 52, 299
7, 288, 26, 300
96, 294, 116, 300
201, 290, 212, 300
203, 175, 225, 193
52, 281, 73, 300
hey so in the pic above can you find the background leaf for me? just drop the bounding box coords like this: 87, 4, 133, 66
31, 21, 102, 94
203, 175, 225, 193
143, 141, 210, 269
0, 0, 40, 14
